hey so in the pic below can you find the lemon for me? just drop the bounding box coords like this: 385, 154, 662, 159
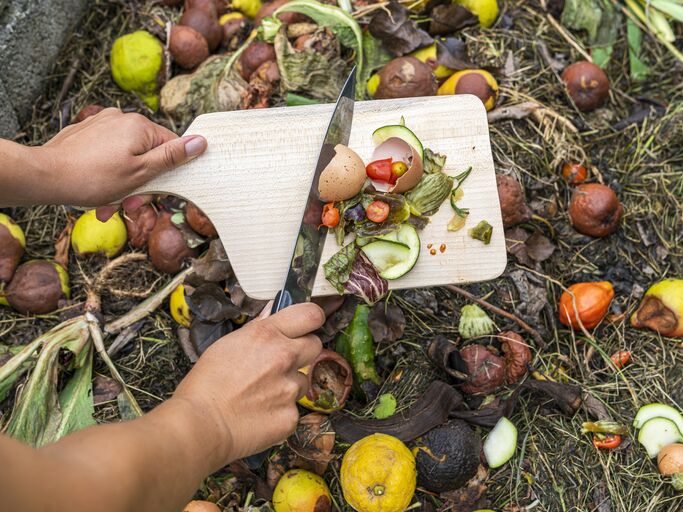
273, 469, 332, 512
72, 209, 128, 258
170, 284, 192, 328
111, 31, 164, 111
232, 0, 263, 18
453, 0, 499, 28
340, 433, 416, 512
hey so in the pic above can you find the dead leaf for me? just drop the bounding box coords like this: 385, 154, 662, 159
228, 460, 273, 502
429, 4, 478, 37
438, 465, 489, 511
525, 230, 556, 262
190, 319, 232, 355
186, 283, 241, 323
54, 220, 74, 270
317, 296, 358, 343
487, 101, 540, 123
287, 413, 336, 476
369, 1, 433, 56
92, 375, 123, 405
368, 301, 406, 345
434, 37, 473, 71
226, 277, 269, 318
190, 239, 232, 283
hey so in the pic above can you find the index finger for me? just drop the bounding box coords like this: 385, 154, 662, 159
266, 303, 326, 339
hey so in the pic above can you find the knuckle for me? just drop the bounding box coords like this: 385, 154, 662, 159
301, 304, 324, 326
162, 144, 178, 168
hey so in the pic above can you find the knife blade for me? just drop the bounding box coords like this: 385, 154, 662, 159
270, 67, 356, 313
243, 68, 355, 470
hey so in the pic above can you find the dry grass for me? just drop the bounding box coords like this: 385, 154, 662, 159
1, 0, 682, 510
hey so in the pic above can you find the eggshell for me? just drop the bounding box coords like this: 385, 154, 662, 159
318, 144, 366, 202
370, 137, 424, 194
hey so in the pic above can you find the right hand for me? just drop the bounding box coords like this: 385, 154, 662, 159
173, 303, 325, 465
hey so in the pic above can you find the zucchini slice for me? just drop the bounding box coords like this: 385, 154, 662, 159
633, 403, 683, 435
483, 417, 518, 469
637, 417, 683, 458
372, 125, 424, 160
361, 225, 420, 280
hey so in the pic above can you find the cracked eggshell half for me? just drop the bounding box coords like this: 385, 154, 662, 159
318, 144, 367, 202
371, 137, 424, 193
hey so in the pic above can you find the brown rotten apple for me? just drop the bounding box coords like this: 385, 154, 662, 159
0, 213, 25, 283
185, 202, 217, 237
459, 344, 505, 395
6, 260, 70, 315
169, 25, 209, 69
373, 57, 437, 100
238, 41, 276, 81
569, 183, 622, 237
180, 7, 223, 51
148, 212, 198, 274
496, 174, 532, 228
561, 61, 609, 112
124, 204, 158, 249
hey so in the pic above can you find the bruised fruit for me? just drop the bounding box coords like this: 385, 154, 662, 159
496, 174, 532, 228
221, 12, 249, 48
238, 41, 276, 81
410, 44, 455, 79
559, 281, 614, 330
373, 57, 437, 100
185, 0, 223, 16
123, 205, 158, 249
569, 183, 622, 237
412, 420, 481, 492
453, 0, 499, 27
110, 31, 164, 110
459, 344, 505, 395
73, 104, 105, 123
272, 469, 332, 512
562, 162, 588, 184
438, 69, 499, 111
148, 212, 198, 274
0, 213, 25, 283
6, 260, 70, 315
298, 348, 353, 413
561, 61, 610, 112
631, 279, 683, 338
169, 25, 209, 69
185, 202, 218, 237
254, 0, 309, 26
170, 284, 193, 327
180, 7, 223, 51
183, 500, 220, 512
72, 209, 128, 258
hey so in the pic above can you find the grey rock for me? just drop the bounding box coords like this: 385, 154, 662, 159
0, 0, 88, 129
0, 78, 20, 139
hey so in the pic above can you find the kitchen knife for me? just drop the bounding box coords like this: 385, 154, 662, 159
243, 67, 356, 469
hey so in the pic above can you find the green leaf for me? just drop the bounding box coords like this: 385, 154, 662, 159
627, 18, 650, 81
561, 0, 620, 67
373, 393, 397, 419
0, 342, 41, 402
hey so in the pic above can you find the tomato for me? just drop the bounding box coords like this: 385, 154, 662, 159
592, 434, 622, 450
321, 203, 340, 228
366, 201, 390, 223
366, 158, 392, 182
609, 350, 631, 369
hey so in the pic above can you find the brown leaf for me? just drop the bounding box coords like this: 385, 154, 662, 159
54, 220, 74, 270
525, 231, 556, 262
92, 375, 123, 405
226, 277, 268, 318
369, 1, 433, 56
287, 413, 336, 476
368, 301, 406, 344
487, 101, 540, 123
429, 4, 478, 36
438, 465, 489, 511
190, 319, 233, 355
190, 239, 232, 283
228, 460, 273, 501
186, 283, 241, 322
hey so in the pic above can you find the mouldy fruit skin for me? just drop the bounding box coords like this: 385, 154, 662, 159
73, 104, 105, 123
559, 281, 614, 330
0, 213, 26, 283
272, 469, 332, 512
170, 284, 192, 327
453, 0, 499, 28
238, 41, 276, 81
459, 344, 505, 395
495, 174, 532, 228
147, 212, 198, 274
437, 69, 499, 111
123, 205, 158, 249
110, 31, 164, 111
180, 7, 223, 51
569, 183, 622, 237
412, 420, 481, 493
6, 260, 70, 315
373, 57, 437, 100
500, 331, 531, 385
185, 202, 218, 237
561, 61, 610, 112
631, 279, 683, 338
170, 25, 210, 70
72, 209, 128, 258
182, 500, 221, 512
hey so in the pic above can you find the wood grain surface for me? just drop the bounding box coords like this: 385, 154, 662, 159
135, 95, 506, 300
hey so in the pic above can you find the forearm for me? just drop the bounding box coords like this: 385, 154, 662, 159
0, 398, 233, 512
0, 139, 55, 206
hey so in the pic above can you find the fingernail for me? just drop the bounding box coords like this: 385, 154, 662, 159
122, 196, 144, 212
184, 135, 207, 158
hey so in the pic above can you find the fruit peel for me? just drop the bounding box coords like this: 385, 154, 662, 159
111, 30, 164, 111
170, 284, 192, 327
631, 278, 683, 338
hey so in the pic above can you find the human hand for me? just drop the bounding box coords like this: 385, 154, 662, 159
36, 108, 206, 211
173, 303, 325, 467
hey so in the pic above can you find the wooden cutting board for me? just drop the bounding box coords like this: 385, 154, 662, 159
135, 95, 506, 300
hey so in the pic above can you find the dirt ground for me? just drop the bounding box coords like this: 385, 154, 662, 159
1, 0, 682, 511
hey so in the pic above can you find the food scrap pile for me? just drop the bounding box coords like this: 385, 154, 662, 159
1, 0, 682, 511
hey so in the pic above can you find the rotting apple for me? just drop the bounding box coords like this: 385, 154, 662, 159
631, 279, 683, 338
6, 260, 70, 315
569, 183, 622, 237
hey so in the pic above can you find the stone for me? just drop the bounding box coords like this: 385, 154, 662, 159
0, 0, 88, 137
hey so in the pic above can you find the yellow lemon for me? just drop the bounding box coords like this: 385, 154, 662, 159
232, 0, 263, 18
273, 469, 332, 512
340, 433, 416, 512
453, 0, 499, 28
170, 284, 192, 328
72, 209, 128, 258
111, 31, 164, 111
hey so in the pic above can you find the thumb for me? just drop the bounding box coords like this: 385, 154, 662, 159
141, 135, 207, 176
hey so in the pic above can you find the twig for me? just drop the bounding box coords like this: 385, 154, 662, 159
53, 58, 80, 117
107, 320, 145, 357
487, 102, 541, 123
93, 252, 149, 292
444, 284, 547, 349
545, 13, 592, 62
104, 266, 193, 334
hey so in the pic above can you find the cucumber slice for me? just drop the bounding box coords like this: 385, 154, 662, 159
634, 403, 683, 435
361, 225, 420, 280
637, 417, 683, 458
483, 417, 518, 468
372, 125, 424, 160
